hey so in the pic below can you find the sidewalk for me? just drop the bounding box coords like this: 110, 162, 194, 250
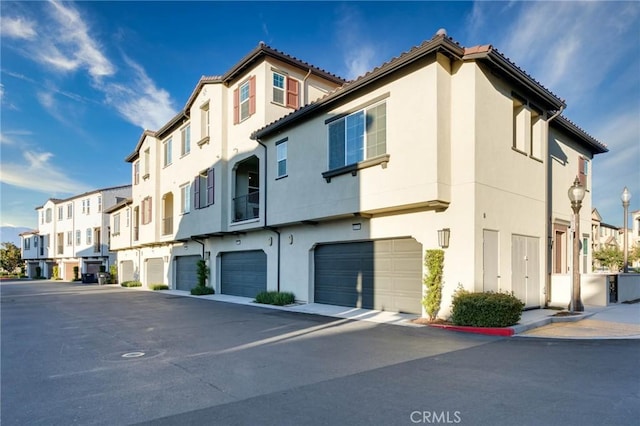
133, 286, 640, 339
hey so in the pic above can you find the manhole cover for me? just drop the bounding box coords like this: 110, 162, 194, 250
122, 351, 145, 358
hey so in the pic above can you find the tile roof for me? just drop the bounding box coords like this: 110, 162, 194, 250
553, 115, 608, 154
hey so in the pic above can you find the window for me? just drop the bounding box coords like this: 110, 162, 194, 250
134, 161, 140, 185
276, 140, 287, 178
181, 124, 191, 156
58, 206, 63, 221
144, 148, 150, 178
180, 183, 191, 214
97, 196, 102, 213
33, 236, 38, 247
233, 76, 255, 123
512, 97, 526, 153
200, 102, 210, 141
578, 157, 589, 187
126, 209, 130, 227
273, 72, 299, 108
67, 231, 72, 246
194, 168, 214, 209
75, 230, 81, 245
40, 211, 44, 224
273, 72, 285, 105
45, 208, 52, 223
328, 102, 386, 169
24, 238, 30, 250
82, 199, 90, 215
163, 138, 172, 167
113, 213, 121, 236
66, 203, 73, 219
86, 228, 92, 245
141, 197, 152, 225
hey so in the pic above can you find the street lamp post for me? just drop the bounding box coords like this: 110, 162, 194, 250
568, 177, 586, 312
621, 187, 631, 273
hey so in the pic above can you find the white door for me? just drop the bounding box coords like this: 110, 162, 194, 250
483, 230, 499, 292
512, 235, 540, 309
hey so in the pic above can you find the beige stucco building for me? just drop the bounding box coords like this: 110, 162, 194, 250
109, 31, 608, 317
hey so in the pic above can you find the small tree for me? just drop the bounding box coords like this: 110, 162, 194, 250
0, 242, 22, 274
73, 266, 79, 281
422, 249, 444, 321
52, 265, 60, 280
109, 264, 118, 284
592, 247, 623, 272
196, 259, 209, 287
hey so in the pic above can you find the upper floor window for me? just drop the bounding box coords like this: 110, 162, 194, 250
40, 211, 44, 224
144, 148, 150, 178
113, 213, 121, 236
200, 102, 210, 140
126, 209, 130, 227
57, 206, 63, 221
194, 168, 214, 209
328, 102, 387, 170
181, 124, 191, 156
82, 199, 90, 215
163, 138, 172, 167
512, 93, 543, 160
276, 140, 287, 178
86, 228, 92, 245
97, 196, 102, 213
234, 76, 255, 124
66, 203, 73, 219
134, 161, 140, 185
24, 238, 30, 250
45, 208, 52, 223
273, 72, 299, 108
34, 236, 38, 247
75, 230, 81, 245
180, 183, 191, 214
578, 156, 589, 187
66, 231, 72, 246
141, 197, 152, 225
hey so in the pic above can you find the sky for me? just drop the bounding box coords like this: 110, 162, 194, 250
1, 0, 639, 230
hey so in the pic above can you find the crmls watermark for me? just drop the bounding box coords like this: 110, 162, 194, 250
410, 411, 462, 424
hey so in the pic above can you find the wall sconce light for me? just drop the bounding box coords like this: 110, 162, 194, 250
236, 239, 241, 245
352, 223, 361, 231
184, 244, 188, 250
268, 236, 273, 246
288, 234, 293, 245
438, 228, 450, 249
204, 251, 211, 260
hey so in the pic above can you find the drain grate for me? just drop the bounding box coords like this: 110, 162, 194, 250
121, 351, 145, 358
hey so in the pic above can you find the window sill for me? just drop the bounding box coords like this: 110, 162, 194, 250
322, 154, 390, 183
511, 147, 527, 156
197, 136, 210, 147
275, 174, 288, 181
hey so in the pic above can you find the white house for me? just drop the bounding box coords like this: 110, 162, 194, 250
21, 185, 131, 280
110, 31, 608, 317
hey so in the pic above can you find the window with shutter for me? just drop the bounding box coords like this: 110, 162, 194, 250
193, 174, 200, 209
286, 76, 299, 109
578, 156, 587, 186
207, 168, 214, 206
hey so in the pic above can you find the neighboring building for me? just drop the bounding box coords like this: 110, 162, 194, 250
110, 31, 608, 316
21, 185, 131, 280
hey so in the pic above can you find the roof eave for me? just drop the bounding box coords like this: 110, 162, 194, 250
553, 116, 609, 155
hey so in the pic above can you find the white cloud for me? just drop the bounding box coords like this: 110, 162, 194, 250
0, 16, 38, 40
0, 150, 90, 194
334, 5, 379, 80
101, 57, 176, 130
0, 130, 33, 146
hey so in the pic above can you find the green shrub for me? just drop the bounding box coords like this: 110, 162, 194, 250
73, 266, 79, 281
451, 291, 525, 327
121, 280, 142, 288
422, 249, 444, 321
109, 265, 118, 284
52, 265, 59, 280
196, 259, 209, 287
190, 285, 215, 295
255, 291, 296, 306
150, 284, 169, 291
99, 265, 106, 273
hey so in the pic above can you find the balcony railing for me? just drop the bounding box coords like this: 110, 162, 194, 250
94, 243, 100, 253
57, 246, 63, 255
162, 217, 173, 235
233, 192, 259, 222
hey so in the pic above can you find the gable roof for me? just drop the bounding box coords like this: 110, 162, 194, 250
125, 130, 156, 163
252, 31, 569, 140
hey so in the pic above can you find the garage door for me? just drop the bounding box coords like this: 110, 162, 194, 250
221, 251, 267, 298
314, 238, 422, 314
176, 255, 200, 291
120, 260, 134, 282
146, 258, 164, 286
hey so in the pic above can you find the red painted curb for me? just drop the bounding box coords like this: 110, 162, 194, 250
428, 323, 514, 336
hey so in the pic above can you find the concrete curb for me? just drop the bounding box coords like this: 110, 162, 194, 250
429, 311, 597, 337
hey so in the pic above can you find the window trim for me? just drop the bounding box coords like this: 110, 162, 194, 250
180, 182, 191, 215
273, 71, 286, 106
276, 138, 288, 179
163, 137, 173, 167
322, 154, 390, 183
181, 123, 191, 157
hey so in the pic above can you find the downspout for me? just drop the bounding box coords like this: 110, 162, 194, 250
256, 138, 281, 292
302, 69, 312, 106
545, 105, 565, 306
191, 237, 205, 258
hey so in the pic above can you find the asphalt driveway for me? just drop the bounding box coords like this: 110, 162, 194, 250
2, 280, 639, 425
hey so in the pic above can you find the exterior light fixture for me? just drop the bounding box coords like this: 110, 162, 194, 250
438, 228, 450, 249
568, 177, 586, 312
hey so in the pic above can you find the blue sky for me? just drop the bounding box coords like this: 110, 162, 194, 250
1, 1, 638, 230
